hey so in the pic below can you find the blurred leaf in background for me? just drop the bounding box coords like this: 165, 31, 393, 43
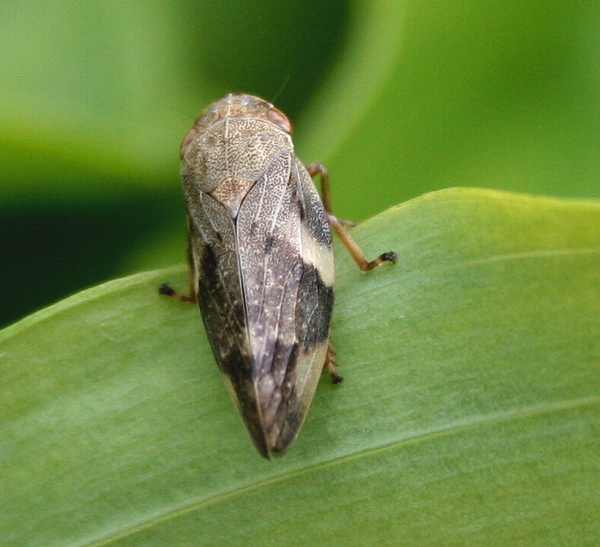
2, 0, 599, 328
0, 0, 350, 327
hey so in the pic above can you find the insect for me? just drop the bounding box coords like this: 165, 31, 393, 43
160, 93, 396, 458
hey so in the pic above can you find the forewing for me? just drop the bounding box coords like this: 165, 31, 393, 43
187, 191, 269, 457
237, 152, 334, 454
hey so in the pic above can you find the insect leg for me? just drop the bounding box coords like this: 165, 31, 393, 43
325, 342, 344, 384
306, 162, 397, 271
159, 283, 197, 302
158, 235, 198, 303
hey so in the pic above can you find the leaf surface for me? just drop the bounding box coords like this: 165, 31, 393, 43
1, 188, 598, 545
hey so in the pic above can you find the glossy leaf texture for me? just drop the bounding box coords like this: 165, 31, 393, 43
1, 188, 598, 545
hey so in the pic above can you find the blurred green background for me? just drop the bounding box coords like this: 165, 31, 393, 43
2, 0, 598, 328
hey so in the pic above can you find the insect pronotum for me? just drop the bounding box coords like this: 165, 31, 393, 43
160, 93, 396, 458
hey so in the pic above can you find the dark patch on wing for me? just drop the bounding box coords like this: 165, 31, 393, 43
295, 263, 334, 348
264, 235, 275, 253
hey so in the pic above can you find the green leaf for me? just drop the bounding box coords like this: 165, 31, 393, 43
301, 1, 600, 220
0, 0, 349, 207
2, 188, 598, 545
0, 2, 196, 204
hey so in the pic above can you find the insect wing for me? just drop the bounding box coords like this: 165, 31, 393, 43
167, 93, 396, 458
185, 123, 334, 457
235, 152, 334, 455
186, 192, 271, 455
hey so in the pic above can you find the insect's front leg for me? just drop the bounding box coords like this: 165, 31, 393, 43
159, 236, 198, 303
306, 162, 398, 271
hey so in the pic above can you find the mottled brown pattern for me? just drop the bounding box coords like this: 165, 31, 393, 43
208, 176, 255, 219
182, 94, 334, 457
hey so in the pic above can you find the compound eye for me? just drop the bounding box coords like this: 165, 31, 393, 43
267, 107, 293, 134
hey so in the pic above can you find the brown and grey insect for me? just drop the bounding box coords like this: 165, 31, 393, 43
160, 93, 396, 458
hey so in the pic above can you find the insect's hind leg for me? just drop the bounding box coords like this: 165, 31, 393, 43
325, 343, 343, 384
306, 162, 397, 271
